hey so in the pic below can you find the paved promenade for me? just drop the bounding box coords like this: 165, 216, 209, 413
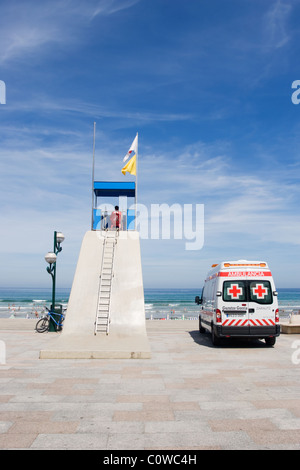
0, 319, 300, 450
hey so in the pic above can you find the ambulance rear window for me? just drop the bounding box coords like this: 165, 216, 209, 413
223, 281, 246, 302
249, 281, 272, 304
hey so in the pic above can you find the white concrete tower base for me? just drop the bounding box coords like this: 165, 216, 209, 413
40, 231, 151, 359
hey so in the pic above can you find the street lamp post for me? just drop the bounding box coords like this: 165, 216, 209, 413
45, 231, 65, 313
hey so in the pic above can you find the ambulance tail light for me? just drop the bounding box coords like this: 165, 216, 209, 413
216, 309, 222, 323
275, 309, 279, 323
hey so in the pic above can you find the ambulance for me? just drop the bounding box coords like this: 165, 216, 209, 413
195, 260, 280, 346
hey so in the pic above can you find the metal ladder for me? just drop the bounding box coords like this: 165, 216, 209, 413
94, 231, 117, 334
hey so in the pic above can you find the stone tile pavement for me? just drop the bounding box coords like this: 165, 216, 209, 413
0, 320, 300, 450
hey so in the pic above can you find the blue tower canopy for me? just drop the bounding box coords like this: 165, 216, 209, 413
93, 181, 135, 198
92, 181, 136, 231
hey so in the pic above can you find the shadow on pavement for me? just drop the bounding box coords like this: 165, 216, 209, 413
189, 329, 270, 349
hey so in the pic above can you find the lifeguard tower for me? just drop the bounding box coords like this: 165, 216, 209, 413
40, 138, 150, 359
92, 181, 136, 232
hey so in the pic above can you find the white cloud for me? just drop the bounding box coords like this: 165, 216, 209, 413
138, 142, 300, 250
91, 0, 140, 17
3, 96, 193, 123
0, 0, 140, 64
0, 130, 298, 287
264, 0, 292, 50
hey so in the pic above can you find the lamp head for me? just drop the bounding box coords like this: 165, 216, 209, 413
45, 252, 57, 265
56, 232, 65, 244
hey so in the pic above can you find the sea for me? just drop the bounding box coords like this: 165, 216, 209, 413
0, 287, 299, 321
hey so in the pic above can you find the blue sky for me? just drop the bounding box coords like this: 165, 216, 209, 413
0, 0, 300, 289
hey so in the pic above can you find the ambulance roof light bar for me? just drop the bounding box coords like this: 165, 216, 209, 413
223, 262, 266, 268
211, 261, 267, 268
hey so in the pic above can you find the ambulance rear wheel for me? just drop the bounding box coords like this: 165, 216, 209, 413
211, 325, 221, 346
199, 316, 205, 333
265, 337, 276, 347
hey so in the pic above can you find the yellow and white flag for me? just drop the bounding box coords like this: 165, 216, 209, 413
121, 154, 136, 176
123, 134, 138, 162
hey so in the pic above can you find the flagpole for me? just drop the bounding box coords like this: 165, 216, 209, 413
91, 121, 96, 230
135, 132, 138, 230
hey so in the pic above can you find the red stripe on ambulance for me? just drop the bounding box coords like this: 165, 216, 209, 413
222, 318, 276, 327
219, 271, 272, 277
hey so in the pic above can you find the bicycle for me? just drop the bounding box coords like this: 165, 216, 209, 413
35, 307, 65, 333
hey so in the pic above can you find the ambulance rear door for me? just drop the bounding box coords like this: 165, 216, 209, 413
247, 274, 277, 336
221, 276, 249, 334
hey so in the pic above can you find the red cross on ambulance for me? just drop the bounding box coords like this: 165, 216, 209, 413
227, 283, 243, 299
252, 283, 268, 299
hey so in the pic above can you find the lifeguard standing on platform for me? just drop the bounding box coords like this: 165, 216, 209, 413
110, 206, 122, 230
